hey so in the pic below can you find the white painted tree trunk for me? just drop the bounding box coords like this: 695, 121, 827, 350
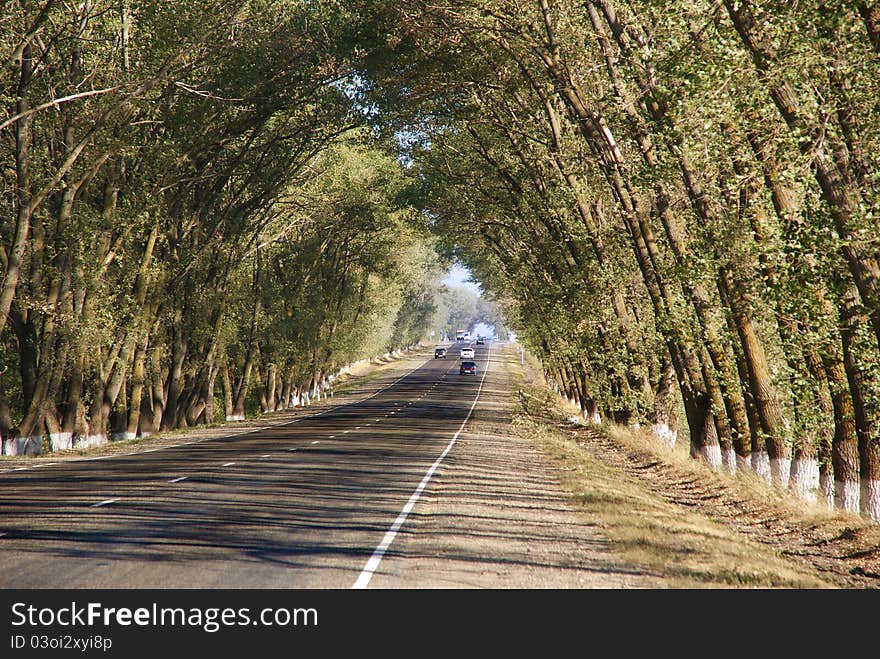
50, 432, 74, 451
819, 470, 835, 510
835, 479, 860, 513
721, 447, 736, 475
789, 457, 819, 503
736, 453, 751, 474
651, 422, 677, 448
700, 443, 722, 471
225, 413, 245, 421
2, 436, 42, 456
82, 434, 108, 449
111, 432, 137, 441
584, 411, 601, 424
751, 451, 771, 484
860, 480, 880, 523
771, 457, 791, 488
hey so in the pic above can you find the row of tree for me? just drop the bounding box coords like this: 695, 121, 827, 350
5, 1, 879, 525
352, 0, 880, 522
0, 2, 449, 456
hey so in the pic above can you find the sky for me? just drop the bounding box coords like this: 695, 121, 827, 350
440, 264, 497, 338
441, 263, 482, 296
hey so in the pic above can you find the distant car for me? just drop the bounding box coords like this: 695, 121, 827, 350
459, 361, 477, 375
460, 347, 474, 359
434, 347, 447, 358
475, 337, 485, 345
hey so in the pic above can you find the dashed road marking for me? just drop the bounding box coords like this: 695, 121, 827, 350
352, 341, 493, 589
168, 476, 188, 483
222, 462, 235, 467
90, 498, 120, 508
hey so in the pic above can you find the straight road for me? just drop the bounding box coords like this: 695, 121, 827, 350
0, 341, 489, 588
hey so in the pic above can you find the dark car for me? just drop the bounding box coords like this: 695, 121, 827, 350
434, 347, 447, 358
475, 337, 485, 345
459, 360, 477, 375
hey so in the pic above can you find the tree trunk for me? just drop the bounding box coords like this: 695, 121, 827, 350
0, 43, 34, 336
838, 284, 880, 521
162, 308, 187, 430
723, 0, 880, 355
149, 344, 166, 431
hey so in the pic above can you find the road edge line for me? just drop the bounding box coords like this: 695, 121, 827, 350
351, 343, 493, 589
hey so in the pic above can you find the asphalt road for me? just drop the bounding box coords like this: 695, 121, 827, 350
0, 341, 490, 588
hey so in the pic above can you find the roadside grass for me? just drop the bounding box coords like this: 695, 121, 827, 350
329, 344, 431, 396
501, 344, 840, 589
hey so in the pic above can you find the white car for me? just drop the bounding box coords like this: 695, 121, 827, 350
460, 347, 474, 359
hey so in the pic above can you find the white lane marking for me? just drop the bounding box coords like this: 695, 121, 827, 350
222, 462, 236, 467
90, 498, 120, 508
288, 448, 298, 452
343, 430, 350, 434
261, 454, 271, 458
365, 424, 371, 427
311, 441, 320, 444
168, 476, 188, 483
329, 435, 335, 439
293, 360, 428, 423
356, 426, 362, 430
353, 342, 493, 589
